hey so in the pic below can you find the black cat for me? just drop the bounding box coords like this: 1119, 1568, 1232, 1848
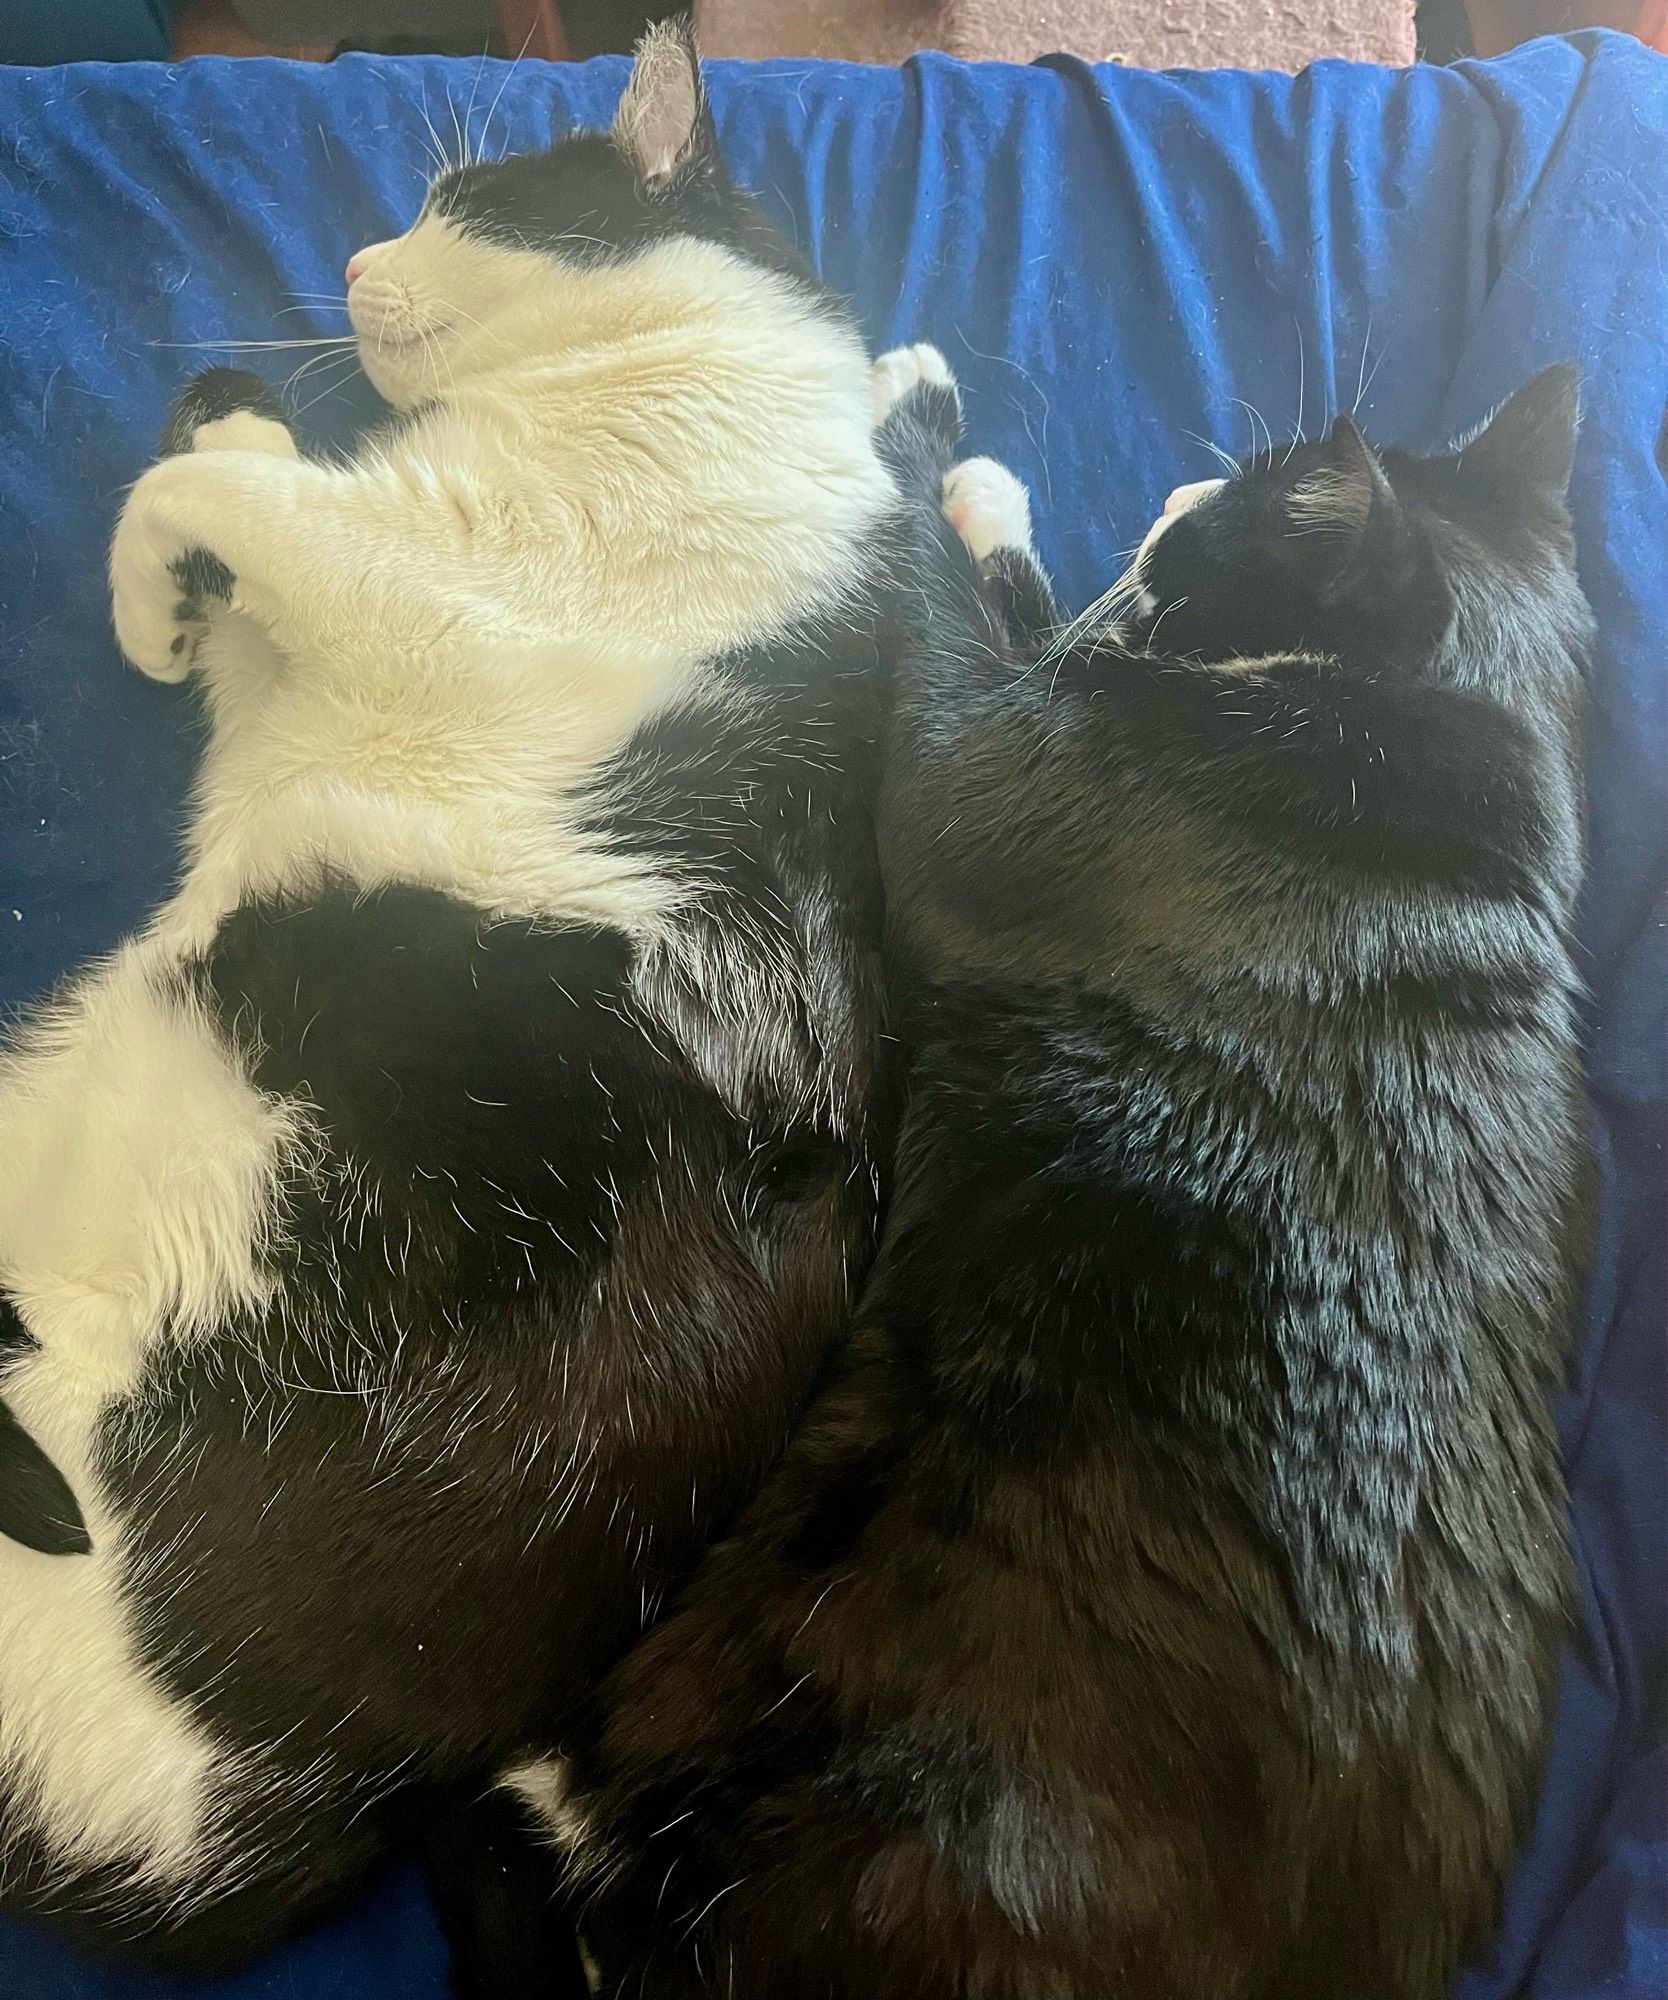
556, 355, 1593, 1998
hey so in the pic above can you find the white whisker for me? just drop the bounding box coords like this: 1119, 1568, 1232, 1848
1030, 553, 1145, 670
154, 337, 359, 352
1357, 340, 1387, 415
1353, 311, 1375, 415
462, 45, 489, 165
1232, 397, 1273, 466
1144, 595, 1189, 651
446, 77, 467, 173
416, 81, 452, 180
288, 352, 362, 419
481, 20, 539, 165
282, 346, 361, 399
1184, 429, 1241, 478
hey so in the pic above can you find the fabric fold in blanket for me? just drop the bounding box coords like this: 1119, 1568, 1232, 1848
0, 33, 1661, 1998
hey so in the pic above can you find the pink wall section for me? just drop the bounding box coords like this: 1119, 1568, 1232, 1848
696, 0, 1416, 71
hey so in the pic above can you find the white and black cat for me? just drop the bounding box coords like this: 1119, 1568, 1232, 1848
0, 26, 911, 1975
554, 352, 1594, 1997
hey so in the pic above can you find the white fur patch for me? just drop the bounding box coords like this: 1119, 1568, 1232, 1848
501, 1756, 588, 1852
1162, 478, 1225, 520
189, 412, 297, 460
942, 457, 1033, 564
1132, 475, 1226, 581
118, 224, 894, 947
868, 342, 953, 427
0, 952, 306, 1884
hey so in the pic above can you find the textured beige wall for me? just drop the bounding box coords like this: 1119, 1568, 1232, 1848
696, 0, 1416, 69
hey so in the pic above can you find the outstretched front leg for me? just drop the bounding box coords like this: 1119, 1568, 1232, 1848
869, 343, 964, 507
115, 369, 301, 682
868, 345, 1062, 656
108, 371, 477, 685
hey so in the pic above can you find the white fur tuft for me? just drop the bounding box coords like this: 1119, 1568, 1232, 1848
942, 456, 1033, 563
868, 343, 953, 427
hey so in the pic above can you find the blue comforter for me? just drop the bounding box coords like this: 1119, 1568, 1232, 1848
0, 36, 1662, 1998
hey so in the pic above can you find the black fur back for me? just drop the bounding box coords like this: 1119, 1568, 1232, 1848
562, 368, 1592, 1998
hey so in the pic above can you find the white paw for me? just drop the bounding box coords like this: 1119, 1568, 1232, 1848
942, 457, 1033, 564
188, 411, 297, 459
110, 461, 211, 681
869, 343, 956, 426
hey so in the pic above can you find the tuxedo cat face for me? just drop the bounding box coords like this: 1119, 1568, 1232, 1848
346, 21, 809, 407
1127, 365, 1581, 672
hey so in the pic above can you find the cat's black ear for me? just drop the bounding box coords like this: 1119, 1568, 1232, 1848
1279, 416, 1398, 597
1461, 364, 1580, 501
0, 1397, 91, 1556
612, 18, 715, 188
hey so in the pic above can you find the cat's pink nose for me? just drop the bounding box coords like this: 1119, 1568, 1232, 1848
345, 250, 369, 286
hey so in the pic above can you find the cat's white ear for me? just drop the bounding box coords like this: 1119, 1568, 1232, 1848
613, 18, 713, 188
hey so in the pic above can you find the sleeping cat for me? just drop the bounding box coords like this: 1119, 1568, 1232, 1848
0, 25, 907, 1975
554, 351, 1593, 1997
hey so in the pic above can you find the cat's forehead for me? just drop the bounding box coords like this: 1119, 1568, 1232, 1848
421, 136, 640, 252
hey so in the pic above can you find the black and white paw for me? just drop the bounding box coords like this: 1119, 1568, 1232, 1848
161, 367, 295, 461
942, 456, 1034, 564
110, 457, 225, 681
869, 342, 963, 441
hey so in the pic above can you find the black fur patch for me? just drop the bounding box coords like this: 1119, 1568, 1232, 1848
0, 1375, 90, 1558
418, 1787, 589, 2000
201, 887, 683, 1304
159, 366, 288, 459
431, 108, 819, 297
160, 368, 291, 609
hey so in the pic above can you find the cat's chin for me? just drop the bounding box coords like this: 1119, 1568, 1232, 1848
356, 332, 437, 408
